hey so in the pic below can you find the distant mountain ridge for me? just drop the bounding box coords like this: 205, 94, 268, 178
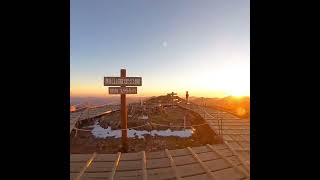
70, 95, 250, 118
70, 96, 150, 106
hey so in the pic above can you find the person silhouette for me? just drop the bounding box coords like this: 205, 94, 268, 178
186, 91, 189, 104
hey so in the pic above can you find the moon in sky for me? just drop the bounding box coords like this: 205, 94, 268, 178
162, 41, 167, 48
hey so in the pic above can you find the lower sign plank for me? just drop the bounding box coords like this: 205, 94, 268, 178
109, 87, 137, 94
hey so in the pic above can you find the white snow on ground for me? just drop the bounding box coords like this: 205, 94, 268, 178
90, 122, 194, 139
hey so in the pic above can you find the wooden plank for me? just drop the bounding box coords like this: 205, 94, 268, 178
94, 153, 119, 162
210, 144, 228, 150
146, 157, 170, 169
109, 152, 121, 180
176, 163, 205, 177
74, 152, 96, 180
227, 137, 250, 142
115, 174, 141, 180
203, 158, 230, 172
147, 151, 167, 159
146, 167, 176, 180
85, 161, 114, 172
226, 156, 241, 165
235, 150, 250, 163
196, 151, 221, 162
117, 160, 142, 171
216, 148, 233, 157
191, 146, 211, 154
165, 149, 182, 180
212, 167, 246, 180
70, 162, 87, 173
232, 148, 250, 152
120, 152, 142, 161
232, 129, 250, 134
182, 173, 210, 180
187, 147, 218, 180
217, 126, 249, 130
211, 123, 250, 126
71, 154, 94, 162
228, 134, 241, 141
223, 135, 233, 141
223, 132, 250, 135
169, 148, 191, 157
240, 134, 250, 141
141, 151, 147, 180
222, 130, 234, 134
172, 155, 197, 166
207, 144, 249, 178
225, 141, 250, 172
70, 173, 78, 180
114, 170, 141, 179
79, 172, 111, 179
237, 141, 250, 149
227, 141, 243, 150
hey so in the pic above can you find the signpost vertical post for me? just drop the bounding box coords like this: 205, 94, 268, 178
120, 69, 128, 152
104, 69, 142, 152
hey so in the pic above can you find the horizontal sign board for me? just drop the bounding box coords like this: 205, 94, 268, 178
109, 87, 137, 94
104, 77, 142, 86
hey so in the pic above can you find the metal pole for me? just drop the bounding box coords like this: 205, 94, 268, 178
120, 69, 128, 152
220, 117, 223, 143
203, 99, 206, 119
217, 113, 220, 137
172, 92, 174, 106
219, 112, 223, 142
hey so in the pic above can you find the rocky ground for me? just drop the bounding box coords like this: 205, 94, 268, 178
70, 105, 220, 154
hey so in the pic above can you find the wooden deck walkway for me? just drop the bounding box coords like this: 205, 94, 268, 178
178, 103, 250, 169
202, 107, 250, 169
70, 144, 249, 180
70, 105, 120, 133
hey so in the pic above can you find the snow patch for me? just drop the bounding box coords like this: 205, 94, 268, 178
90, 122, 194, 139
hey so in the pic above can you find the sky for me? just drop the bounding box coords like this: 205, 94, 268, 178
71, 0, 250, 98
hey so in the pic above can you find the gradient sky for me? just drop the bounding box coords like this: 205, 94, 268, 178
71, 0, 250, 98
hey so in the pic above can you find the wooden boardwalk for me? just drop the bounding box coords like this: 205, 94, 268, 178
70, 144, 249, 180
178, 103, 250, 169
70, 105, 120, 133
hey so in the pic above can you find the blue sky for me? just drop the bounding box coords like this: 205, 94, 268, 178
71, 0, 250, 97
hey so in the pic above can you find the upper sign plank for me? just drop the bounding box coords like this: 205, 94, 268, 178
104, 77, 142, 86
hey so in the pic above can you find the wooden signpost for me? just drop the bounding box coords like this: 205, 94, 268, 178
167, 92, 177, 106
104, 69, 142, 152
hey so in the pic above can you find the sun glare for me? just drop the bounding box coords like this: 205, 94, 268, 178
229, 89, 248, 97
